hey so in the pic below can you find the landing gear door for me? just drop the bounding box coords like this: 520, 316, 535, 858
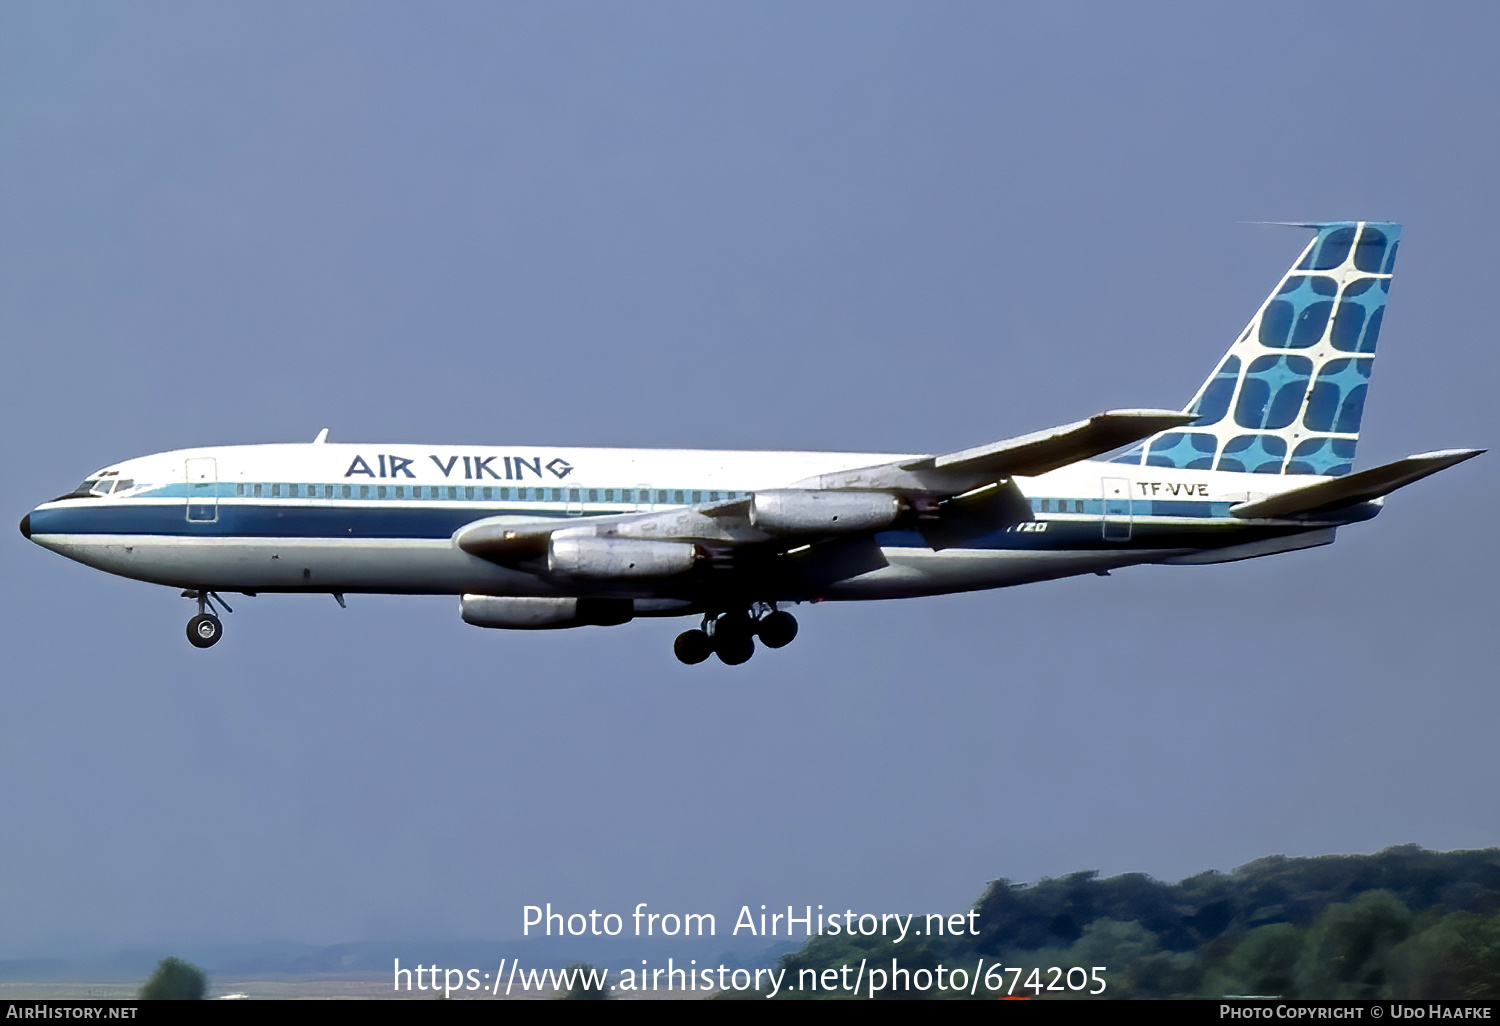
1101, 477, 1132, 542
186, 458, 218, 523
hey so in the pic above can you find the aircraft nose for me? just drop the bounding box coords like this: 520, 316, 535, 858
19, 513, 31, 539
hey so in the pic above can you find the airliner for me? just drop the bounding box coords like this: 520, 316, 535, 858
20, 222, 1482, 664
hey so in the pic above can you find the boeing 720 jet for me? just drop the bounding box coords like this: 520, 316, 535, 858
20, 222, 1483, 664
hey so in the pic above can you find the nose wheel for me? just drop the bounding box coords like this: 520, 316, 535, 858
674, 606, 798, 665
187, 613, 222, 648
182, 590, 232, 648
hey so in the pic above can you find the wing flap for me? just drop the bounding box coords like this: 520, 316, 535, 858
1230, 449, 1484, 519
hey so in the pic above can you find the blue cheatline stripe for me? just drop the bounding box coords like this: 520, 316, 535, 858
39, 498, 1234, 539
32, 499, 1372, 548
29, 503, 572, 540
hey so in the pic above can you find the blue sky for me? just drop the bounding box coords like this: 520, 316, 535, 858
2, 1, 1496, 957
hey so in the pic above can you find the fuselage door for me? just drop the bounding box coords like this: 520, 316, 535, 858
186, 458, 218, 523
1101, 477, 1132, 542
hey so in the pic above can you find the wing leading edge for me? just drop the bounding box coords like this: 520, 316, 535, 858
798, 409, 1196, 492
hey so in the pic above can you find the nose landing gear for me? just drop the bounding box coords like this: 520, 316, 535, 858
674, 605, 799, 665
187, 613, 222, 648
182, 590, 231, 648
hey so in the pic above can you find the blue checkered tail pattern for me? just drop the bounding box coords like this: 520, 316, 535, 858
1113, 222, 1399, 477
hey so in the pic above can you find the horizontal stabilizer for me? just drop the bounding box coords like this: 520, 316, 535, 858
911, 409, 1198, 478
1230, 449, 1484, 519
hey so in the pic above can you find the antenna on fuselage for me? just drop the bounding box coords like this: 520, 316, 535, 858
312, 428, 329, 444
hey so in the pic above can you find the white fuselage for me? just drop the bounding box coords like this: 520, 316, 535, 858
25, 442, 1347, 606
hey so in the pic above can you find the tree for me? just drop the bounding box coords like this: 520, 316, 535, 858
139, 957, 207, 1000
1295, 890, 1412, 999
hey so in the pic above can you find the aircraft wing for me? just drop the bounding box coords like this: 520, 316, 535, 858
911, 409, 1197, 478
457, 409, 1201, 568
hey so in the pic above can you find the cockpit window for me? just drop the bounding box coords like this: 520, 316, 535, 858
91, 480, 115, 495
77, 479, 99, 493
113, 479, 134, 493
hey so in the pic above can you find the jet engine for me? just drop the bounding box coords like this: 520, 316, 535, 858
749, 489, 903, 535
460, 595, 633, 629
546, 536, 698, 578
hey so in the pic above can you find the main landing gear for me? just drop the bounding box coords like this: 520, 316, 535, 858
182, 590, 232, 648
674, 605, 799, 666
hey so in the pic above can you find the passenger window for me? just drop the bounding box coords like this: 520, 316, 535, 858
588, 489, 598, 503
482, 487, 492, 500
272, 484, 281, 498
236, 483, 245, 496
377, 486, 387, 499
549, 488, 561, 502
396, 486, 405, 499
500, 487, 511, 501
709, 491, 720, 502
673, 490, 684, 504
360, 485, 370, 499
341, 485, 351, 499
657, 490, 669, 504
324, 485, 334, 498
288, 484, 298, 498
465, 486, 474, 500
1075, 500, 1084, 513
447, 487, 457, 500
1040, 499, 1050, 512
254, 484, 263, 498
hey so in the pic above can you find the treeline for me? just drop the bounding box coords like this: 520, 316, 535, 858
770, 846, 1500, 999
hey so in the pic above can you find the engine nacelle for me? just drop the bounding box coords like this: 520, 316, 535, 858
749, 489, 903, 535
460, 595, 633, 630
547, 536, 698, 578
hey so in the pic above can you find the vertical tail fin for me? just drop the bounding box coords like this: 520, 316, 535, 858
1114, 221, 1400, 476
